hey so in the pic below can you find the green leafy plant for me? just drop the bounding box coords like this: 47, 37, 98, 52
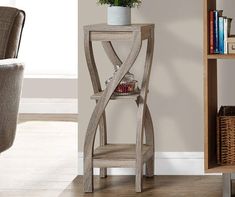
97, 0, 141, 8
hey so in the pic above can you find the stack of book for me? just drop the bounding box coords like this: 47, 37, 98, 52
209, 10, 232, 54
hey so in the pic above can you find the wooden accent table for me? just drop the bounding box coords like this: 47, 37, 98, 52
83, 24, 155, 193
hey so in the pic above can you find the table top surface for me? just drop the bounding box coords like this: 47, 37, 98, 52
84, 23, 154, 32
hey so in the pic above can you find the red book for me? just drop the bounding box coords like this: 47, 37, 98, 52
209, 10, 214, 54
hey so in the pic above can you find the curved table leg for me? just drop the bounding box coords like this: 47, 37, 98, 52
143, 28, 155, 180
99, 114, 107, 178
84, 31, 108, 191
100, 41, 121, 179
135, 96, 145, 192
102, 41, 122, 66
136, 28, 154, 192
84, 31, 142, 192
102, 39, 155, 192
144, 106, 155, 177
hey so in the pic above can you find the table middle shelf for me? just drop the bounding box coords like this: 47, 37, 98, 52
91, 91, 141, 100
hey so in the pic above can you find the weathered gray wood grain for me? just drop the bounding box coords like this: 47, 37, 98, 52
83, 24, 155, 193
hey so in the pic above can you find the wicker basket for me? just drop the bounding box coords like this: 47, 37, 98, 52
217, 106, 235, 165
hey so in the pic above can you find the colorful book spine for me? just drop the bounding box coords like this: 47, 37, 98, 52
214, 10, 223, 53
219, 17, 224, 54
209, 10, 214, 54
227, 18, 233, 36
224, 17, 228, 54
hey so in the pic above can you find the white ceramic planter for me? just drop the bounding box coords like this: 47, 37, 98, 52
107, 6, 131, 26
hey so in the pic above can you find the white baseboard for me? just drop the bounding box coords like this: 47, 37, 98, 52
19, 98, 77, 114
78, 152, 219, 175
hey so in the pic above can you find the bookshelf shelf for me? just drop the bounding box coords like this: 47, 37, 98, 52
207, 54, 235, 59
205, 165, 235, 173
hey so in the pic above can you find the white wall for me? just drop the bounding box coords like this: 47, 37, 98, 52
0, 0, 78, 77
0, 0, 15, 6
15, 0, 78, 77
1, 0, 79, 113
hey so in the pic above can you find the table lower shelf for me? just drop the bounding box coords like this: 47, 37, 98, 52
93, 144, 153, 168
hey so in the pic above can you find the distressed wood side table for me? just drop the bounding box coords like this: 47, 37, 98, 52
83, 24, 155, 193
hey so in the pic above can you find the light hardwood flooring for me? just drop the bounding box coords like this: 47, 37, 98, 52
0, 121, 77, 197
0, 120, 231, 197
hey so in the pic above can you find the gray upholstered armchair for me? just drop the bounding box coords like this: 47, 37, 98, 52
0, 7, 25, 153
0, 60, 24, 153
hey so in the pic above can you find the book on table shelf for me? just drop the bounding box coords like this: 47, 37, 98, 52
209, 10, 233, 54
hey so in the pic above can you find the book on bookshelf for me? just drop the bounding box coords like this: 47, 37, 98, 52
219, 16, 224, 54
214, 10, 223, 53
228, 36, 235, 54
228, 18, 232, 36
224, 17, 228, 54
209, 10, 233, 54
228, 36, 235, 42
209, 10, 214, 54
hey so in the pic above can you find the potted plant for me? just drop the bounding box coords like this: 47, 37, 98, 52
97, 0, 141, 25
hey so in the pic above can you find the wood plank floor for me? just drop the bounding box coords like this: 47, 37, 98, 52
0, 121, 77, 197
72, 175, 225, 197
0, 120, 232, 197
